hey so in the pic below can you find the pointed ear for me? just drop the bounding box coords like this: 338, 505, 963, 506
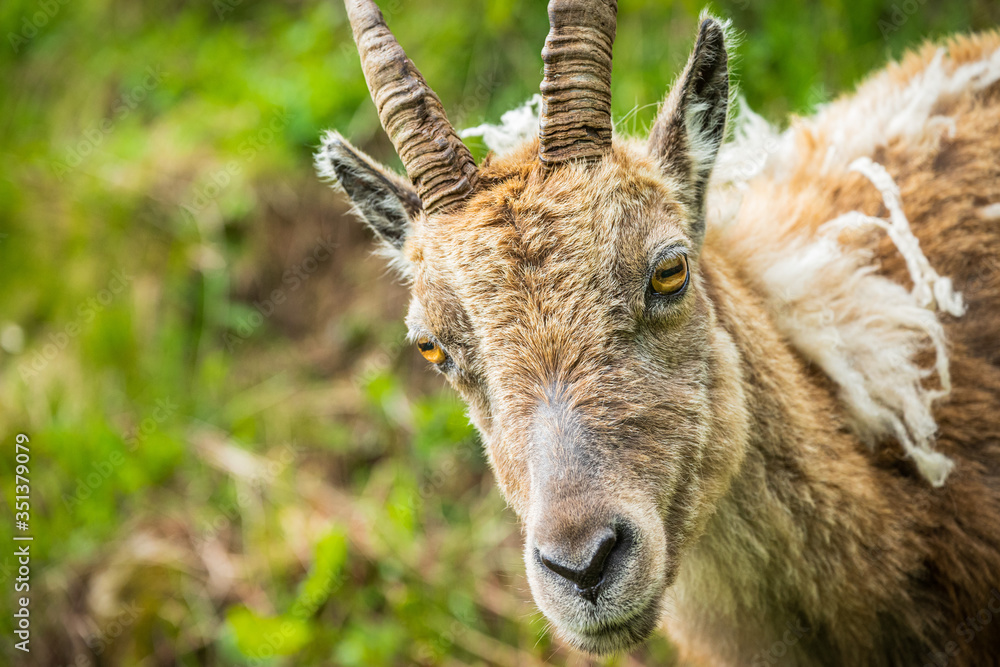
316, 131, 422, 251
648, 16, 730, 247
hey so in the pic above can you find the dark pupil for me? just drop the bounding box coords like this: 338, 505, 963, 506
418, 341, 436, 352
657, 262, 683, 280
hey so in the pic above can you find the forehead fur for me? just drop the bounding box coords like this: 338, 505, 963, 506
405, 138, 690, 317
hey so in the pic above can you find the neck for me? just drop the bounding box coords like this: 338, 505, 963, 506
664, 248, 922, 665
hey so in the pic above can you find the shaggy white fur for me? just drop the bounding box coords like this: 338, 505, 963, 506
704, 40, 1000, 485
710, 93, 973, 485
460, 94, 542, 155
741, 196, 960, 486
812, 47, 1000, 173
980, 203, 1000, 220
840, 157, 965, 319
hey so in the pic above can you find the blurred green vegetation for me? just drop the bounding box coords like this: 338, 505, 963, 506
0, 0, 997, 665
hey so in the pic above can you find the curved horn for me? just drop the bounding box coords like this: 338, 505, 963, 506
345, 0, 478, 214
538, 0, 618, 167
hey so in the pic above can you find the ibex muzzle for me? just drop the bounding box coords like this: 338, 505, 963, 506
316, 0, 1000, 662
523, 393, 665, 646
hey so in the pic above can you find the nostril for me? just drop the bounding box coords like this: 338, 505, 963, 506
538, 526, 618, 594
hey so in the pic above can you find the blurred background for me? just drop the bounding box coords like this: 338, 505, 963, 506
1, 0, 998, 665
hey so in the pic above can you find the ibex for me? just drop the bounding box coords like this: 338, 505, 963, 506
316, 0, 1000, 663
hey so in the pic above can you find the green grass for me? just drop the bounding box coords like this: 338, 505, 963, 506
0, 0, 997, 664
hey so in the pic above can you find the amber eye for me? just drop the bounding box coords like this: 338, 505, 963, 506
650, 254, 689, 295
416, 336, 447, 364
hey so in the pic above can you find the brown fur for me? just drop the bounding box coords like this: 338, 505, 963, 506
324, 25, 1000, 666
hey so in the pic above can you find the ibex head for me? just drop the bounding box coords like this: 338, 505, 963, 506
318, 0, 746, 653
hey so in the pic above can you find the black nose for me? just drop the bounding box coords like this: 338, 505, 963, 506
537, 526, 619, 602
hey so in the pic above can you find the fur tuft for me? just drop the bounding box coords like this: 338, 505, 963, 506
710, 105, 969, 485
704, 39, 1000, 485
460, 95, 543, 156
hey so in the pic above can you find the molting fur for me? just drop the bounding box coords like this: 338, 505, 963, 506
317, 1, 1000, 662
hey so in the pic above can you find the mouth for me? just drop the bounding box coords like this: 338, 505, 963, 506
560, 593, 664, 655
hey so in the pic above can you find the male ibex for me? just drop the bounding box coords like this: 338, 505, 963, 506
317, 0, 1000, 663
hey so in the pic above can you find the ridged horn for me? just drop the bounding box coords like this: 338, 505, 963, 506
538, 0, 618, 166
345, 0, 478, 214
